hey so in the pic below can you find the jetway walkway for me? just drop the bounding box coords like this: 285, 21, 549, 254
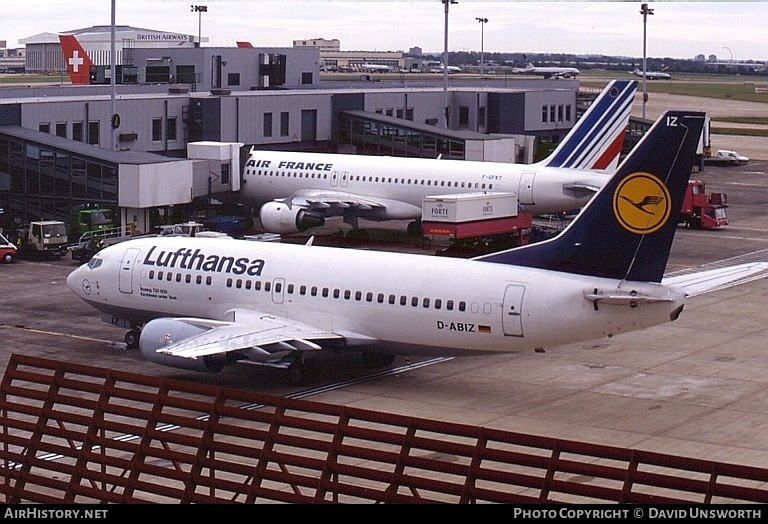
1, 354, 767, 504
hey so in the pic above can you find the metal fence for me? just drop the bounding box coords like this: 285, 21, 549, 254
2, 353, 767, 504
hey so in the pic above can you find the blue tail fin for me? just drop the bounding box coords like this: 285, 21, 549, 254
477, 111, 707, 283
541, 79, 637, 171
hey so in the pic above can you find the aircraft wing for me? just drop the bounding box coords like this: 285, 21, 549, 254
662, 262, 768, 297
285, 189, 389, 211
156, 308, 343, 361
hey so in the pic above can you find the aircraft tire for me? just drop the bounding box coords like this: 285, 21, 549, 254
125, 329, 140, 349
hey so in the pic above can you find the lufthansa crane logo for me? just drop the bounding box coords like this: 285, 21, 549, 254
613, 172, 671, 234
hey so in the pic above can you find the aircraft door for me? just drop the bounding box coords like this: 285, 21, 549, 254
502, 284, 525, 337
119, 247, 141, 294
271, 278, 285, 304
518, 172, 536, 206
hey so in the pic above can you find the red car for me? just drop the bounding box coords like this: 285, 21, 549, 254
0, 232, 17, 263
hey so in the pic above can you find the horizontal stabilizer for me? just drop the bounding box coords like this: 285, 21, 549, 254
662, 262, 768, 297
583, 289, 674, 305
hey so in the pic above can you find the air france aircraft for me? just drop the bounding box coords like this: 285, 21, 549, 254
241, 80, 636, 234
67, 110, 768, 384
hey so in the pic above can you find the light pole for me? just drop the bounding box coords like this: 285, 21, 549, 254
442, 0, 457, 127
476, 17, 488, 79
640, 3, 654, 119
191, 5, 208, 48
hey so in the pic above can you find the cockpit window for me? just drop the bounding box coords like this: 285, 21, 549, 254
87, 257, 103, 269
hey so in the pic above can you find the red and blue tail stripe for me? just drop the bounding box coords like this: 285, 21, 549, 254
542, 80, 637, 171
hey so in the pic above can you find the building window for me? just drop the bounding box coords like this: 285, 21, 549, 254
38, 123, 50, 133
301, 72, 313, 84
227, 72, 240, 86
280, 112, 289, 137
542, 105, 548, 123
478, 106, 486, 127
88, 121, 99, 145
73, 122, 84, 142
152, 118, 162, 142
458, 106, 469, 128
55, 122, 67, 138
263, 112, 273, 137
221, 163, 230, 185
167, 117, 177, 141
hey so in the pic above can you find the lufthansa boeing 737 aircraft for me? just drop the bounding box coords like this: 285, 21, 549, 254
67, 110, 768, 384
240, 80, 637, 234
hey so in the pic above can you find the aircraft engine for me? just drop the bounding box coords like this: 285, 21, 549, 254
259, 202, 325, 233
139, 318, 225, 372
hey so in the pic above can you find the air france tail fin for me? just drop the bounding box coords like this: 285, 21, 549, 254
477, 111, 706, 283
541, 79, 637, 171
59, 34, 94, 85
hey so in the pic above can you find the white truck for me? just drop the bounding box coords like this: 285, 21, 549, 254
704, 149, 750, 166
15, 220, 68, 259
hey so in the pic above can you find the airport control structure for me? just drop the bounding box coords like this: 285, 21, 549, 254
0, 25, 627, 237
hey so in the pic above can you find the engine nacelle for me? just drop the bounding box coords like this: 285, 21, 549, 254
139, 318, 225, 372
259, 202, 325, 233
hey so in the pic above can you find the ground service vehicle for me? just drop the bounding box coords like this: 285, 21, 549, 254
680, 180, 728, 230
15, 220, 68, 259
0, 231, 17, 263
703, 149, 749, 166
70, 207, 116, 239
421, 192, 533, 257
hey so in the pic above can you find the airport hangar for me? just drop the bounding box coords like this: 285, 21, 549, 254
1, 26, 602, 236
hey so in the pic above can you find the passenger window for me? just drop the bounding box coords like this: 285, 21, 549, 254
447, 300, 454, 310
435, 299, 442, 309
226, 278, 233, 288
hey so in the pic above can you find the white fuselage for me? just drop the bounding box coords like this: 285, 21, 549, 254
67, 237, 685, 357
241, 151, 609, 219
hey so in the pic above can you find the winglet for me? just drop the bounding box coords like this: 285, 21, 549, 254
59, 34, 95, 85
541, 79, 637, 171
476, 111, 707, 283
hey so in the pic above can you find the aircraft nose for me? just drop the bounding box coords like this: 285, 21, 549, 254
66, 265, 85, 296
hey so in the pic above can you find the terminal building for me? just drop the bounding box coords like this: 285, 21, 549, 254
0, 25, 596, 237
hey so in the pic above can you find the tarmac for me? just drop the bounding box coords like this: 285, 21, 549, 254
633, 91, 767, 161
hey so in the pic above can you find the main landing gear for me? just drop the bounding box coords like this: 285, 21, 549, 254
125, 328, 141, 349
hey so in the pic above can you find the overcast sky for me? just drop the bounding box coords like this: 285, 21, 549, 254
2, 1, 767, 61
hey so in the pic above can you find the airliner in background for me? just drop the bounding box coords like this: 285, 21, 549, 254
59, 34, 94, 84
632, 67, 672, 80
513, 57, 580, 79
67, 110, 768, 384
239, 79, 636, 235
